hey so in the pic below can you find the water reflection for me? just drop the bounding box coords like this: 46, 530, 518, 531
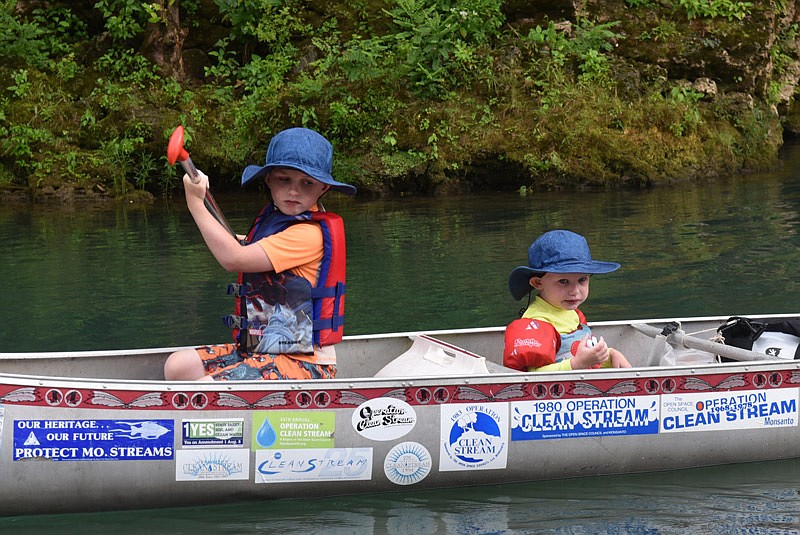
3, 458, 797, 533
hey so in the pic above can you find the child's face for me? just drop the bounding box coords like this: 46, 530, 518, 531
266, 168, 331, 215
531, 272, 591, 311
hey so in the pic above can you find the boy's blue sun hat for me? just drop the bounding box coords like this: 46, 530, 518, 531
241, 127, 356, 195
508, 230, 620, 300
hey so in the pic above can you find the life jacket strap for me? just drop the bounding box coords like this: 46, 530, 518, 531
311, 281, 346, 333
313, 315, 345, 333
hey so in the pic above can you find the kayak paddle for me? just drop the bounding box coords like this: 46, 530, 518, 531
167, 126, 236, 238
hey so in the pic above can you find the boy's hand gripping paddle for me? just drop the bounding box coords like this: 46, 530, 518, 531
168, 126, 236, 238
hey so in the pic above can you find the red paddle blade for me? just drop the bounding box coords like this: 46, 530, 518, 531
167, 126, 189, 165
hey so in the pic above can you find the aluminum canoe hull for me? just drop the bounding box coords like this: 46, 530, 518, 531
0, 315, 798, 516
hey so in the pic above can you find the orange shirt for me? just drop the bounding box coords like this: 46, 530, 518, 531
257, 221, 323, 283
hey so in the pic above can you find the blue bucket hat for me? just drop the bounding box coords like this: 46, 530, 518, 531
240, 127, 356, 195
508, 230, 620, 300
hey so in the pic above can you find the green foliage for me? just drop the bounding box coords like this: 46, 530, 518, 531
214, 0, 311, 44
94, 0, 151, 41
7, 69, 31, 98
626, 0, 753, 21
95, 49, 163, 89
0, 0, 789, 197
0, 1, 86, 69
675, 0, 753, 21
667, 85, 704, 136
339, 34, 391, 82
100, 135, 145, 194
522, 20, 622, 93
2, 124, 51, 165
639, 21, 679, 42
380, 0, 505, 97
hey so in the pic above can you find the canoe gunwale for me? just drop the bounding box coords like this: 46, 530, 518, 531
1, 314, 800, 388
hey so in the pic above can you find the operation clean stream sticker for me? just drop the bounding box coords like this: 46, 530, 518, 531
661, 389, 798, 432
439, 402, 508, 471
13, 419, 174, 461
384, 442, 432, 485
176, 448, 250, 481
511, 396, 660, 440
252, 411, 335, 449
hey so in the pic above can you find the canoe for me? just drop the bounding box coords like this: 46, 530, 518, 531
1, 313, 799, 516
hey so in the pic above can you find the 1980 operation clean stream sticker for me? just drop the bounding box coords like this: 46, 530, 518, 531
13, 419, 174, 461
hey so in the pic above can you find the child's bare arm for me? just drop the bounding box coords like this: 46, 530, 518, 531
610, 348, 632, 368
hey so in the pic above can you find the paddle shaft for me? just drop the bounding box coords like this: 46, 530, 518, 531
178, 156, 237, 239
631, 323, 776, 362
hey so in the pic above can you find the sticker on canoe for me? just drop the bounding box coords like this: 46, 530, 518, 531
255, 448, 373, 483
510, 396, 660, 441
252, 411, 335, 449
384, 441, 432, 485
661, 389, 798, 433
439, 403, 508, 471
352, 397, 417, 441
13, 419, 174, 461
181, 418, 244, 447
176, 448, 250, 481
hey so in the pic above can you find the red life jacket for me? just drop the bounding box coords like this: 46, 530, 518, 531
223, 204, 346, 354
503, 309, 591, 371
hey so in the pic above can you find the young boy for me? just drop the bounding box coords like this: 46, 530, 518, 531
503, 230, 632, 372
164, 127, 356, 381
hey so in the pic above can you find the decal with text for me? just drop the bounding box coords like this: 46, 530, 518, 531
255, 448, 373, 483
384, 441, 432, 485
176, 448, 250, 481
252, 411, 335, 449
181, 418, 244, 447
13, 419, 174, 461
661, 389, 798, 432
352, 397, 417, 441
440, 402, 508, 471
511, 396, 660, 440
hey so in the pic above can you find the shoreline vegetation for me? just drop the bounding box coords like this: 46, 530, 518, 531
2, 0, 800, 202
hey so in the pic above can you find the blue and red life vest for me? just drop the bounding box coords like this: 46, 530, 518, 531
223, 203, 346, 355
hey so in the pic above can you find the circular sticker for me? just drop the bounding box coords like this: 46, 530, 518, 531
384, 442, 432, 486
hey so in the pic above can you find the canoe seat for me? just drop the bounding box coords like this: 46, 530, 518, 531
374, 335, 493, 378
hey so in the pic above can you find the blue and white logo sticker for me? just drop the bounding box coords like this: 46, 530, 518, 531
511, 396, 660, 440
352, 397, 417, 441
661, 389, 798, 433
13, 419, 174, 461
439, 403, 508, 471
384, 441, 432, 485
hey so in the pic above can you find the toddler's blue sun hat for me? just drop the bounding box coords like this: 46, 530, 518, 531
241, 127, 356, 195
508, 230, 620, 300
